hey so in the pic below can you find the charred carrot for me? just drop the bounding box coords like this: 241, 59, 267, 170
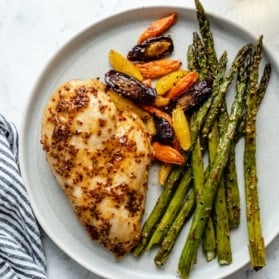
136, 59, 182, 79
137, 13, 177, 43
166, 71, 199, 99
152, 141, 185, 165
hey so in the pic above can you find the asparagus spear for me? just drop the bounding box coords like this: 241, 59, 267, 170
202, 215, 217, 261
154, 189, 195, 266
219, 59, 271, 230
254, 63, 271, 109
218, 101, 241, 229
189, 51, 230, 153
209, 122, 232, 265
195, 0, 240, 231
145, 167, 192, 250
178, 47, 251, 279
187, 44, 198, 72
190, 32, 219, 262
244, 35, 268, 271
190, 134, 217, 262
202, 44, 253, 138
224, 147, 241, 228
214, 55, 241, 229
194, 0, 218, 74
133, 167, 183, 256
191, 37, 231, 263
192, 32, 208, 79
236, 62, 272, 141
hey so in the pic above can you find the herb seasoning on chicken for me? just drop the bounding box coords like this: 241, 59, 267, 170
41, 79, 153, 257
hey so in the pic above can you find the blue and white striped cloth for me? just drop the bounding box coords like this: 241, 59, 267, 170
0, 115, 47, 279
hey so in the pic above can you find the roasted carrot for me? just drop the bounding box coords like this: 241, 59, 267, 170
158, 163, 173, 186
142, 105, 172, 125
152, 141, 185, 165
172, 107, 191, 151
137, 13, 177, 43
166, 71, 199, 99
136, 59, 182, 79
154, 95, 171, 107
108, 49, 143, 81
156, 69, 189, 96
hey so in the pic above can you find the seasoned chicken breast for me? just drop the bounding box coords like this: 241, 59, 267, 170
40, 79, 153, 257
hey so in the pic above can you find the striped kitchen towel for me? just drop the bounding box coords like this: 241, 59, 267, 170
0, 114, 47, 279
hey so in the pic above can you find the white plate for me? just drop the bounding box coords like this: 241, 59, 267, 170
19, 6, 279, 279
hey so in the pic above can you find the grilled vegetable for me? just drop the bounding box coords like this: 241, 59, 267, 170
172, 107, 191, 151
156, 70, 189, 96
154, 117, 175, 144
178, 49, 248, 278
166, 71, 199, 100
107, 90, 151, 120
176, 77, 213, 112
133, 167, 183, 256
137, 12, 177, 43
145, 167, 192, 250
109, 49, 143, 81
107, 89, 156, 136
136, 59, 182, 79
201, 44, 252, 138
104, 70, 156, 104
244, 35, 266, 271
158, 163, 172, 186
152, 142, 185, 165
154, 95, 171, 107
154, 189, 195, 266
128, 36, 174, 62
142, 105, 172, 125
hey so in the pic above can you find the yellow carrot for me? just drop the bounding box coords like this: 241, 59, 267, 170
172, 107, 191, 151
158, 163, 173, 186
109, 49, 143, 81
154, 96, 171, 107
155, 70, 189, 95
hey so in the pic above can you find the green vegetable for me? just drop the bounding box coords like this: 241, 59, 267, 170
244, 35, 269, 271
178, 48, 251, 279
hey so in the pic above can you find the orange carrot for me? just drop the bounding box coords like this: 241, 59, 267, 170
166, 71, 199, 99
152, 141, 185, 165
142, 105, 172, 125
136, 59, 182, 79
137, 13, 177, 43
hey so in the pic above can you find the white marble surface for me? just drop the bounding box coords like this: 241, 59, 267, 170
1, 0, 279, 278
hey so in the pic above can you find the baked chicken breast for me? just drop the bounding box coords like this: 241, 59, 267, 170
41, 79, 153, 257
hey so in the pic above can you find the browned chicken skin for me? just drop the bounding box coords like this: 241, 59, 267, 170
41, 79, 153, 257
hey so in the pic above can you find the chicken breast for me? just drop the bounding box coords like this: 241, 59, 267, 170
40, 79, 153, 257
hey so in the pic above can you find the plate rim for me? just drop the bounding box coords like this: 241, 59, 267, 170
18, 5, 279, 279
